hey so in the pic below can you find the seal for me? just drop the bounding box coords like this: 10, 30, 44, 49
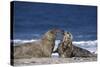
14, 29, 61, 58
54, 32, 95, 58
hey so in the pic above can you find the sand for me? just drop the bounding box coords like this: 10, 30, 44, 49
13, 57, 97, 66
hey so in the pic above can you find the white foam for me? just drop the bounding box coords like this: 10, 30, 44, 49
12, 39, 97, 53
13, 39, 97, 45
73, 40, 97, 46
52, 53, 59, 58
13, 39, 37, 44
72, 40, 97, 53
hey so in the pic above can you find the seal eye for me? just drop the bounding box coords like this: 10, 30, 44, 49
67, 32, 69, 34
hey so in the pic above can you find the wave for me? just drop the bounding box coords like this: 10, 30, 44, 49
12, 39, 97, 53
73, 40, 97, 46
12, 39, 97, 45
73, 40, 97, 53
12, 39, 37, 44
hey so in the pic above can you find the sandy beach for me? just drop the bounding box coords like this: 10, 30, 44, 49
13, 57, 97, 66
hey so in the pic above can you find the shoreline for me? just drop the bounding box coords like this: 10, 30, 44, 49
13, 57, 97, 66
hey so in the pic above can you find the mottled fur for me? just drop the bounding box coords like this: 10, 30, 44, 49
14, 29, 61, 58
54, 32, 95, 58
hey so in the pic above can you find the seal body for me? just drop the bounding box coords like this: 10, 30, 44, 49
54, 32, 95, 58
14, 29, 61, 58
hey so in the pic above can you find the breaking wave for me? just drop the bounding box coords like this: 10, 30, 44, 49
12, 39, 97, 53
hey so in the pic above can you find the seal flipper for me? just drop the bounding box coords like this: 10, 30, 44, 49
53, 49, 58, 53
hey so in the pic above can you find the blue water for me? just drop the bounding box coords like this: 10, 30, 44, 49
12, 1, 97, 41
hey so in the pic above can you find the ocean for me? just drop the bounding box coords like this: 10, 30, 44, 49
12, 1, 97, 54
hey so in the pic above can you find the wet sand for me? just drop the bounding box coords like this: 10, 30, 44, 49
13, 57, 97, 66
